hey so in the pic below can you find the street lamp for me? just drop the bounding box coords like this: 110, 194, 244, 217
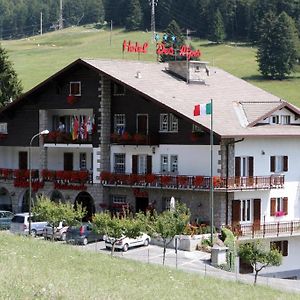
28, 129, 49, 236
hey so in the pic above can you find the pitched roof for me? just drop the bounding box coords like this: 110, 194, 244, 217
81, 59, 300, 137
1, 58, 300, 138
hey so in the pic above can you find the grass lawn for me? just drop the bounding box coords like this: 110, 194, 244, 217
1, 25, 300, 107
0, 232, 298, 300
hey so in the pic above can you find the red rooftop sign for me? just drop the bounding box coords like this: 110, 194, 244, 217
123, 40, 149, 53
122, 40, 201, 60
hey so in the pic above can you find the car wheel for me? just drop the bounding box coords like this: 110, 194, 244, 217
61, 232, 67, 241
123, 243, 129, 252
30, 230, 37, 237
144, 238, 149, 246
105, 246, 110, 250
82, 237, 88, 246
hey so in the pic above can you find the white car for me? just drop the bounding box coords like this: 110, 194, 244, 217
43, 221, 69, 241
105, 233, 151, 252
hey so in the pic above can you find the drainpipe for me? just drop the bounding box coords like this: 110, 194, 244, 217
225, 138, 244, 224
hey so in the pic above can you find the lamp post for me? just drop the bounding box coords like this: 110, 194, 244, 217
28, 129, 49, 236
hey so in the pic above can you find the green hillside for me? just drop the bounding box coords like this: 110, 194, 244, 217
2, 25, 300, 106
0, 232, 298, 299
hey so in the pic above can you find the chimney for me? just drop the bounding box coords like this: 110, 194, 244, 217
168, 60, 210, 84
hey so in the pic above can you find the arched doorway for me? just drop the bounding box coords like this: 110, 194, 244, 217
50, 190, 65, 203
0, 188, 12, 211
20, 189, 36, 212
74, 191, 95, 222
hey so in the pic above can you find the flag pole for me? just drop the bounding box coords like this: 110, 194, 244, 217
210, 98, 214, 246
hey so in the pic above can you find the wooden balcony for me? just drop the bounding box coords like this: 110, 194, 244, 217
100, 172, 284, 191
233, 220, 300, 239
110, 132, 159, 146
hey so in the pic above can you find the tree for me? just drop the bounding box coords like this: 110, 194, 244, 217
33, 195, 85, 241
238, 241, 282, 284
257, 11, 300, 80
125, 0, 143, 31
93, 211, 145, 256
160, 20, 185, 62
0, 44, 22, 107
208, 8, 226, 43
146, 202, 190, 265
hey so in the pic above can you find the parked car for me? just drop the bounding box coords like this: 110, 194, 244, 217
105, 233, 151, 252
66, 223, 103, 245
43, 221, 69, 241
0, 210, 14, 230
10, 213, 48, 237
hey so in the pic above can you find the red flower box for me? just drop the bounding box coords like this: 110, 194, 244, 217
194, 176, 204, 187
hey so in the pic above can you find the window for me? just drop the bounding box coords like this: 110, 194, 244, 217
235, 156, 254, 177
114, 114, 126, 134
138, 155, 147, 174
270, 197, 288, 216
192, 124, 203, 133
114, 154, 125, 173
281, 115, 291, 125
69, 81, 81, 96
113, 83, 125, 96
271, 240, 288, 256
270, 115, 279, 124
170, 155, 178, 173
132, 155, 152, 174
160, 114, 168, 132
241, 199, 251, 222
159, 113, 178, 132
160, 155, 169, 173
111, 195, 127, 204
0, 123, 7, 134
79, 153, 87, 170
270, 156, 288, 172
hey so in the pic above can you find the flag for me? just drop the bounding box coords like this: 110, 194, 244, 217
194, 103, 212, 116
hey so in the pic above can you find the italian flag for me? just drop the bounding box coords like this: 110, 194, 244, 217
193, 103, 212, 116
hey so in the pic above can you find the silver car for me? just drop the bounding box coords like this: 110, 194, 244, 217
10, 213, 47, 237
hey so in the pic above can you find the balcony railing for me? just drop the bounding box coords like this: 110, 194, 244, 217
43, 131, 93, 144
233, 220, 300, 239
100, 172, 284, 190
110, 132, 159, 145
0, 168, 92, 191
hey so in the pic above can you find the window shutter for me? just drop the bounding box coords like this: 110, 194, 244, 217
270, 156, 275, 172
283, 156, 288, 172
270, 198, 276, 216
248, 157, 254, 177
253, 199, 261, 230
282, 240, 288, 256
132, 155, 138, 174
232, 200, 241, 226
235, 157, 241, 177
283, 197, 288, 215
146, 155, 152, 174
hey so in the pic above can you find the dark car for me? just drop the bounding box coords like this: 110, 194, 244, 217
66, 223, 103, 245
0, 210, 14, 230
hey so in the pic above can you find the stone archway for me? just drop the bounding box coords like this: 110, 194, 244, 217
19, 189, 37, 213
0, 187, 12, 211
50, 190, 65, 203
74, 191, 95, 222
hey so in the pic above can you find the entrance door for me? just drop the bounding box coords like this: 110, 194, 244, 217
64, 153, 73, 171
135, 197, 149, 213
19, 152, 28, 170
137, 114, 148, 135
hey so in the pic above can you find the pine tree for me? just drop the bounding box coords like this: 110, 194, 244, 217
0, 44, 22, 107
257, 12, 299, 79
125, 0, 143, 31
209, 9, 226, 43
160, 20, 185, 62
